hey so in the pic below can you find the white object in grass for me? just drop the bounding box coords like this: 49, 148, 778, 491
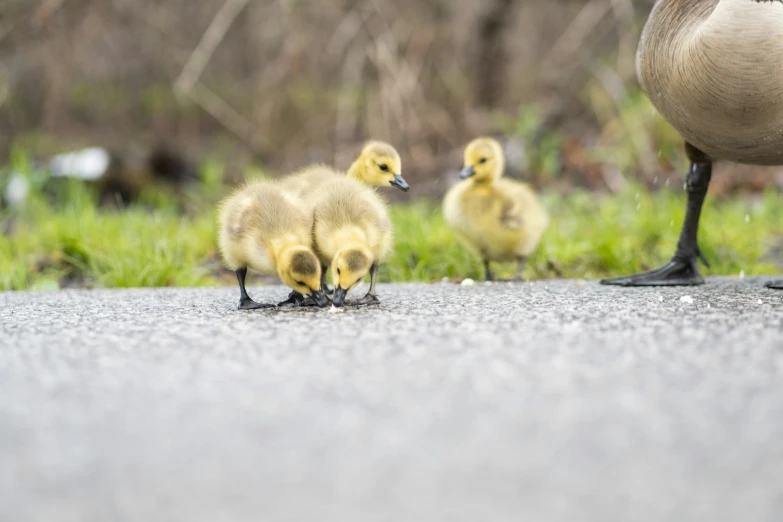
4, 172, 30, 207
49, 147, 110, 180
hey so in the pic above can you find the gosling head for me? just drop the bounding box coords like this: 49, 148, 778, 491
278, 247, 329, 307
330, 246, 373, 307
460, 137, 505, 183
349, 141, 409, 191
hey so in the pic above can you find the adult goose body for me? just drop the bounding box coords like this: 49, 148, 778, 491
602, 0, 783, 289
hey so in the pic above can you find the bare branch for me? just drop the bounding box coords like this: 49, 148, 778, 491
175, 0, 251, 95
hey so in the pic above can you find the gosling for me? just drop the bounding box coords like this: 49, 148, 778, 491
443, 137, 549, 281
217, 180, 329, 310
310, 177, 393, 307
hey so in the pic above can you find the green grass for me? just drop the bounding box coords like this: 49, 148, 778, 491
1, 179, 781, 292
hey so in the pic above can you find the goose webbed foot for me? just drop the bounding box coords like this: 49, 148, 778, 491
602, 144, 713, 289
277, 291, 325, 307
601, 256, 705, 287
236, 267, 275, 309
346, 293, 381, 307
766, 280, 783, 290
239, 297, 275, 310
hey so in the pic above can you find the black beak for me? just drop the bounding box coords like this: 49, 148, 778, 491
390, 174, 410, 192
332, 286, 348, 307
310, 289, 329, 308
459, 166, 476, 179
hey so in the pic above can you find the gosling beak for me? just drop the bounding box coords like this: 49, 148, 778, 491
332, 286, 348, 307
459, 166, 476, 179
390, 174, 410, 192
310, 289, 330, 308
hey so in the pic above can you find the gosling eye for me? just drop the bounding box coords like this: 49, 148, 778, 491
378, 164, 389, 172
295, 281, 306, 287
337, 268, 341, 276
478, 157, 488, 164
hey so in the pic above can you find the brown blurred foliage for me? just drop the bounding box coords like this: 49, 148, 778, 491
8, 0, 777, 197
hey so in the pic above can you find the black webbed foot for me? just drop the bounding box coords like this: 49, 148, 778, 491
603, 144, 714, 289
277, 291, 325, 308
601, 257, 704, 287
346, 294, 381, 307
766, 280, 783, 290
239, 297, 275, 310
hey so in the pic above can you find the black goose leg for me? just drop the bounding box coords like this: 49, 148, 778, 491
348, 263, 381, 306
766, 281, 783, 290
601, 143, 712, 287
236, 267, 274, 310
484, 260, 494, 282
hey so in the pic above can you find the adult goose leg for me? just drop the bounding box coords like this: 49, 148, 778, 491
602, 143, 711, 286
236, 267, 275, 310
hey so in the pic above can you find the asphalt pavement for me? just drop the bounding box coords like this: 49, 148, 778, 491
1, 278, 782, 522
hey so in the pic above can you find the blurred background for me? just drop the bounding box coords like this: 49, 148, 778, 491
1, 0, 782, 291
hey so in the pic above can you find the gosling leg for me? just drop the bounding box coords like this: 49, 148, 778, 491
236, 267, 274, 310
348, 263, 381, 306
484, 260, 494, 282
601, 142, 711, 286
511, 256, 527, 282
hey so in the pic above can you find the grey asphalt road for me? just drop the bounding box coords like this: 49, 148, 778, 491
1, 278, 783, 522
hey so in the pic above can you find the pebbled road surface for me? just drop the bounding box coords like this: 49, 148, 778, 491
1, 278, 783, 522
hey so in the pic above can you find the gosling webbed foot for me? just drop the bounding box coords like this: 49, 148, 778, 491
346, 293, 381, 307
277, 291, 325, 308
600, 256, 705, 287
239, 297, 275, 310
766, 280, 783, 290
277, 291, 307, 307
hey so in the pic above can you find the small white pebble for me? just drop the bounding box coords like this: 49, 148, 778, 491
680, 295, 694, 304
461, 278, 475, 287
659, 296, 664, 302
328, 305, 344, 314
707, 303, 711, 309
441, 277, 450, 283
758, 299, 763, 305
739, 270, 745, 279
